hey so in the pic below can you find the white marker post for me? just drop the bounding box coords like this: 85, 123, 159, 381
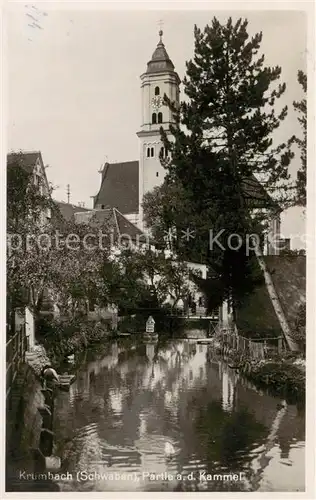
146, 316, 155, 334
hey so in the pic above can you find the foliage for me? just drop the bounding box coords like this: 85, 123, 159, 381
37, 316, 110, 365
7, 156, 117, 320
288, 70, 307, 206
144, 17, 294, 312
279, 247, 306, 257
291, 302, 306, 353
7, 157, 55, 327
249, 360, 305, 400
115, 246, 198, 313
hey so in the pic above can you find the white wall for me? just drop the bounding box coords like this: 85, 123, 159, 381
25, 306, 35, 350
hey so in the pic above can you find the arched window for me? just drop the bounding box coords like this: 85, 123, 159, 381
152, 113, 157, 124
146, 147, 150, 157
158, 112, 163, 124
151, 147, 154, 157
155, 86, 160, 96
156, 172, 159, 177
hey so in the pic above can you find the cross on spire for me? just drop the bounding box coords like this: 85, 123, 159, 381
66, 184, 70, 204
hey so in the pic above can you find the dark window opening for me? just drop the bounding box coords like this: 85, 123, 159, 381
147, 147, 150, 157
101, 204, 105, 209
151, 147, 154, 157
158, 112, 163, 124
155, 86, 160, 96
152, 113, 157, 124
156, 172, 159, 177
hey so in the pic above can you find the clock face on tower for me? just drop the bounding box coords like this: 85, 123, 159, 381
151, 96, 163, 111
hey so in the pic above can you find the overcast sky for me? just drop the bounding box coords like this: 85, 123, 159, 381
6, 4, 307, 246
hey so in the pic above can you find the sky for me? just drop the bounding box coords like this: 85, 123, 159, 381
6, 4, 307, 247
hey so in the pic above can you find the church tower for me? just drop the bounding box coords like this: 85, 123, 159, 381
137, 30, 180, 229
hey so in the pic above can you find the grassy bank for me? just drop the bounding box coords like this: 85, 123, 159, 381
215, 343, 305, 403
245, 357, 305, 403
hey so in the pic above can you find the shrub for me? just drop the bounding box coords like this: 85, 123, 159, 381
291, 303, 306, 353
37, 316, 110, 363
250, 361, 305, 399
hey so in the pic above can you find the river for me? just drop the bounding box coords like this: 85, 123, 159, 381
53, 338, 305, 492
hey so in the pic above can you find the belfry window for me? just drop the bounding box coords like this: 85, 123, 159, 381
147, 147, 150, 157
152, 113, 157, 124
151, 147, 154, 157
158, 112, 163, 124
155, 86, 160, 96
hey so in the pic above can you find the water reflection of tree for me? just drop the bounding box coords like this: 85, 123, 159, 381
188, 399, 267, 472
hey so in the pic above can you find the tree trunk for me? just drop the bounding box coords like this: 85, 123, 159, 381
255, 247, 299, 351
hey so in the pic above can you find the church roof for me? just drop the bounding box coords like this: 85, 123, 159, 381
94, 158, 278, 214
94, 160, 139, 214
146, 31, 176, 74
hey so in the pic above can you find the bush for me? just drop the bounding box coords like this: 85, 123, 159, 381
291, 303, 306, 353
37, 316, 110, 364
250, 361, 305, 399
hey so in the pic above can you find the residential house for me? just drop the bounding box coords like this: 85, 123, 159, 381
7, 151, 52, 349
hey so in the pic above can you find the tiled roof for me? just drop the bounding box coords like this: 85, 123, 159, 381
242, 175, 278, 209
7, 151, 43, 173
73, 208, 144, 241
114, 209, 144, 241
54, 201, 90, 222
94, 161, 139, 214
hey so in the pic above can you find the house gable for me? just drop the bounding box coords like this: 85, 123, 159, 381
7, 150, 51, 196
72, 207, 144, 243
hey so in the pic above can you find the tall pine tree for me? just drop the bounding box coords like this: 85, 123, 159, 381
289, 70, 307, 206
146, 17, 294, 312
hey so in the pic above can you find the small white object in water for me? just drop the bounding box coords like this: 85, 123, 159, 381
164, 441, 175, 458
42, 367, 59, 382
67, 354, 75, 363
45, 455, 61, 471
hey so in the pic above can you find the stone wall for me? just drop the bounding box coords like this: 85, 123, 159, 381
6, 345, 61, 492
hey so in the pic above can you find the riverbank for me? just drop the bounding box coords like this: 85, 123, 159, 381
38, 316, 305, 405
213, 341, 305, 403
37, 313, 211, 367
37, 317, 112, 368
